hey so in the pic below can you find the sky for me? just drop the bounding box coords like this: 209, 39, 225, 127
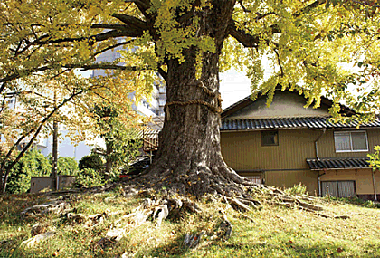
219, 70, 251, 109
83, 69, 253, 110
218, 63, 378, 110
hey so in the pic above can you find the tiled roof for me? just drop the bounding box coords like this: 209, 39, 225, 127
136, 128, 160, 138
306, 157, 370, 170
221, 117, 380, 130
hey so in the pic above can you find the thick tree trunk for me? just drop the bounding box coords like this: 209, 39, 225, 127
140, 1, 252, 196
158, 51, 224, 170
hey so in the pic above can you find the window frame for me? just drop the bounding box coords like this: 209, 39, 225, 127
334, 130, 369, 153
261, 130, 279, 147
245, 176, 262, 185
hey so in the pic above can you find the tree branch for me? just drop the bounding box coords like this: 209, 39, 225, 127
63, 63, 151, 71
0, 89, 85, 189
38, 29, 135, 45
111, 14, 148, 30
228, 22, 260, 48
0, 63, 152, 83
351, 0, 380, 8
230, 0, 325, 48
255, 12, 276, 22
124, 0, 151, 17
238, 0, 251, 13
294, 0, 327, 17
0, 82, 7, 96
92, 39, 135, 57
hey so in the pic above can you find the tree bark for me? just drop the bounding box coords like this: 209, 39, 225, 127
139, 1, 252, 196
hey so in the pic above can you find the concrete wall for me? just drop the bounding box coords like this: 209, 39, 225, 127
30, 177, 54, 193
30, 176, 76, 193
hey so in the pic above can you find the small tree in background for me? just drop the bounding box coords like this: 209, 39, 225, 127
91, 103, 142, 180
74, 168, 104, 188
56, 156, 79, 176
79, 154, 104, 172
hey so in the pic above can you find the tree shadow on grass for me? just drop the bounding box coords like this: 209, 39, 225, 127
220, 241, 349, 258
144, 234, 191, 258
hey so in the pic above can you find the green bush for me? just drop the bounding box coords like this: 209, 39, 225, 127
325, 196, 380, 208
79, 155, 103, 171
5, 150, 79, 194
74, 168, 104, 188
57, 157, 79, 175
284, 183, 308, 196
6, 149, 51, 194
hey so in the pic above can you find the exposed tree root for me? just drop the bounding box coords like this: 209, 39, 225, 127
91, 195, 206, 250
21, 199, 71, 217
24, 167, 352, 252
115, 165, 348, 221
62, 211, 107, 228
122, 165, 264, 198
16, 164, 354, 254
184, 232, 204, 249
22, 232, 56, 248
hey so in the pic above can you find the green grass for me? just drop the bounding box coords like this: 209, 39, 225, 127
1, 190, 380, 258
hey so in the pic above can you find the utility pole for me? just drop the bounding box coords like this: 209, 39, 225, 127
51, 88, 58, 191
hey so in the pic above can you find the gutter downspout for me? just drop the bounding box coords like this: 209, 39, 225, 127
315, 128, 326, 161
315, 129, 326, 196
318, 169, 326, 197
373, 169, 377, 201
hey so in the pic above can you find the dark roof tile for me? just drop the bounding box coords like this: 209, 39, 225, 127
221, 117, 380, 130
306, 157, 370, 170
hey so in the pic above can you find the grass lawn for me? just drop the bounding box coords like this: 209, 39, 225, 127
1, 188, 379, 258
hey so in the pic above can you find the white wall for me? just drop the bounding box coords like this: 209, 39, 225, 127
39, 130, 98, 161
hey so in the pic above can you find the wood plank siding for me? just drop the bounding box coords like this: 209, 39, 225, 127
221, 128, 380, 195
315, 129, 380, 158
321, 168, 380, 196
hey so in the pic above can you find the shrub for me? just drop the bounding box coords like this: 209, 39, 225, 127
284, 183, 308, 196
6, 150, 79, 194
6, 149, 51, 194
325, 196, 380, 208
57, 157, 79, 175
79, 155, 103, 171
74, 168, 103, 188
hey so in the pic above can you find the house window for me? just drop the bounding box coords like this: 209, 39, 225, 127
245, 176, 262, 185
321, 181, 356, 197
334, 131, 368, 152
261, 130, 279, 146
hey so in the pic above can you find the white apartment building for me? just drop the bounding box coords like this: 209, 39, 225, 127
91, 39, 166, 117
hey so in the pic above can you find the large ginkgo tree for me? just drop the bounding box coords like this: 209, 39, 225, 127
1, 0, 379, 195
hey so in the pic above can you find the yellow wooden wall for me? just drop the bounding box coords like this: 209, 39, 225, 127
316, 129, 380, 158
220, 128, 380, 194
320, 169, 380, 195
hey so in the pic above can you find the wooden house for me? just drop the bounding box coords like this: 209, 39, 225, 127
221, 89, 380, 200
